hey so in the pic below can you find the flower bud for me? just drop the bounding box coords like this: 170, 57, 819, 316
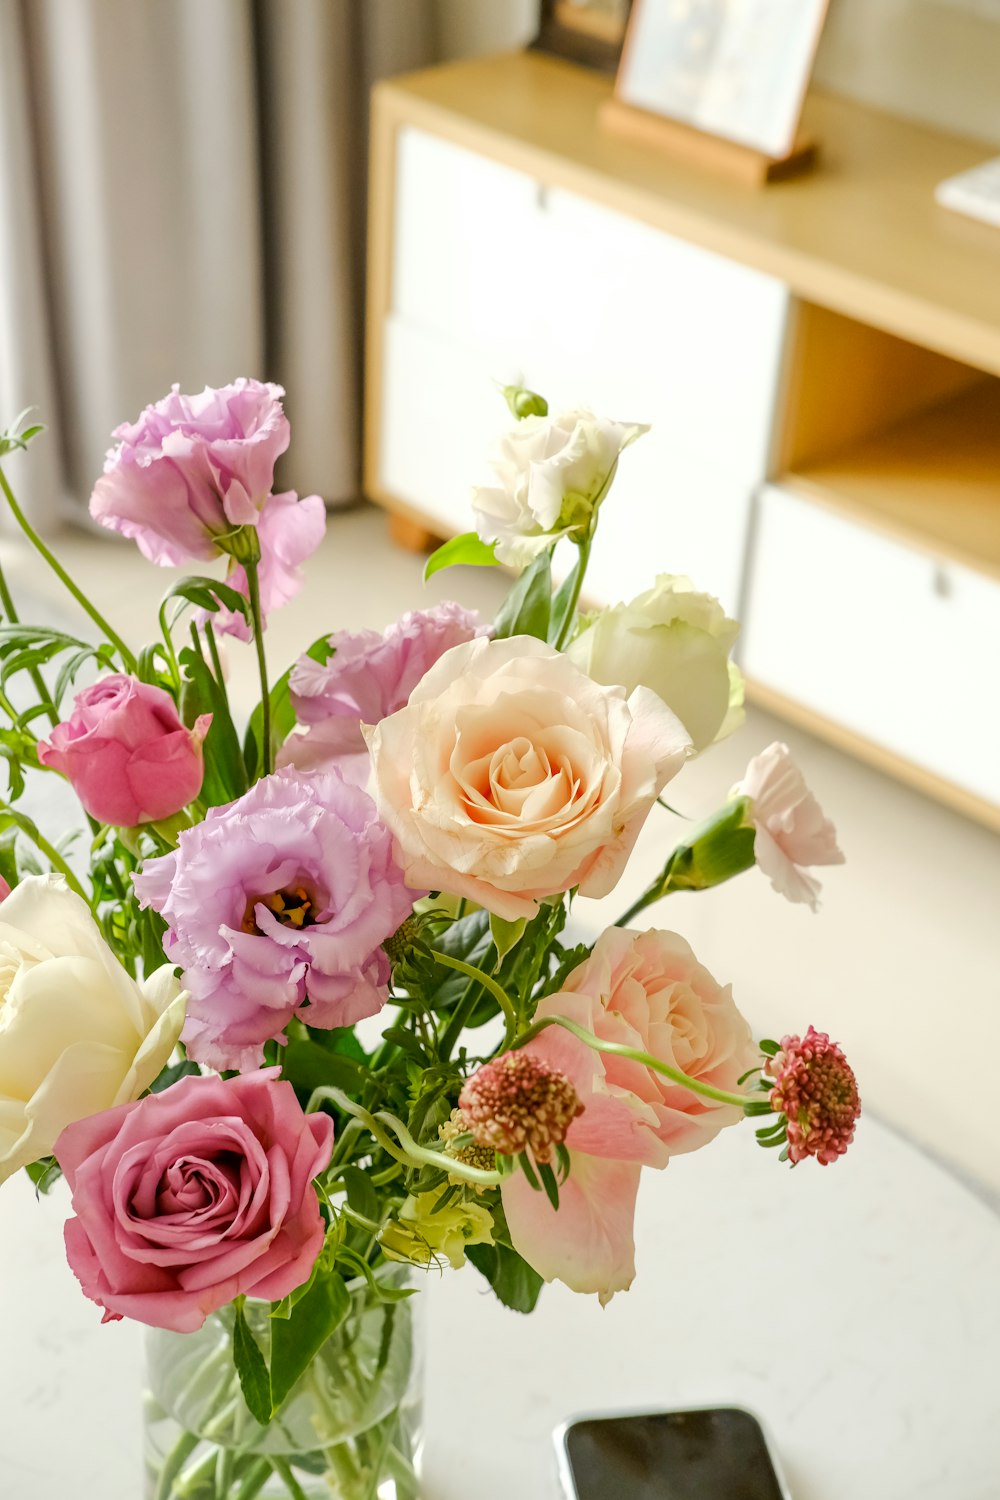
501, 384, 548, 420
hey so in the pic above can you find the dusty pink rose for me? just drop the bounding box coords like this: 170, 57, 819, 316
735, 742, 844, 911
210, 490, 327, 641
502, 927, 756, 1302
55, 1069, 332, 1332
38, 675, 210, 827
364, 636, 692, 921
278, 602, 486, 778
89, 379, 289, 566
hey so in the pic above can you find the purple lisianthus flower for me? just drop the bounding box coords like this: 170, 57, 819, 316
133, 769, 415, 1072
90, 379, 290, 566
277, 602, 488, 780
210, 490, 327, 640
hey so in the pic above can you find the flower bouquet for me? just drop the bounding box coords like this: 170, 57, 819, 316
0, 382, 858, 1500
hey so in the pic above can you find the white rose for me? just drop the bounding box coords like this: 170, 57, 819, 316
568, 575, 742, 751
0, 875, 186, 1185
472, 409, 647, 568
363, 635, 692, 921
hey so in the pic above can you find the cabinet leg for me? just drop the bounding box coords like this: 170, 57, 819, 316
388, 512, 440, 554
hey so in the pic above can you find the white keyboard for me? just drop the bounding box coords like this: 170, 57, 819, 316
935, 156, 1000, 230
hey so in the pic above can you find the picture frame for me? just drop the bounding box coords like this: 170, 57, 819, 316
533, 0, 635, 75
615, 0, 830, 162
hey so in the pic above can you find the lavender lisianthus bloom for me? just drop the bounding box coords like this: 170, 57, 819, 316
133, 769, 415, 1071
277, 602, 488, 780
90, 379, 290, 566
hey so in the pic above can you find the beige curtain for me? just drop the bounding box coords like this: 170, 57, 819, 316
0, 0, 440, 525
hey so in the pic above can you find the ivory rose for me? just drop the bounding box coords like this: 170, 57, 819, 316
0, 876, 185, 1186
568, 575, 742, 751
735, 741, 845, 911
56, 1069, 333, 1331
502, 928, 756, 1301
38, 674, 210, 827
363, 636, 692, 921
472, 409, 647, 568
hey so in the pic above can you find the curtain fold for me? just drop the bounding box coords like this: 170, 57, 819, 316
0, 0, 439, 523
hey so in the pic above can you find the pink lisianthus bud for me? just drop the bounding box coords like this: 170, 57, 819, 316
459, 1052, 583, 1164
735, 741, 844, 911
38, 676, 210, 827
765, 1026, 861, 1165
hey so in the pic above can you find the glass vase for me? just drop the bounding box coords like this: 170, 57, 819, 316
143, 1266, 422, 1500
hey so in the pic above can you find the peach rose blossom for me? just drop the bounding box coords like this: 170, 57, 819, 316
502, 927, 756, 1302
363, 636, 692, 921
735, 742, 844, 911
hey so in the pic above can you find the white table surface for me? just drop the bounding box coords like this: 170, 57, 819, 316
3, 1113, 998, 1499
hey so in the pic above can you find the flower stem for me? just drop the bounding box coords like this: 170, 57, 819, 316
0, 554, 58, 727
513, 1013, 754, 1111
308, 1086, 502, 1187
0, 461, 136, 670
1, 803, 88, 900
244, 557, 271, 776
552, 533, 593, 652
269, 1456, 310, 1500
431, 951, 517, 1049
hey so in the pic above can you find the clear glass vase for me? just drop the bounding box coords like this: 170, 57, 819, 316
143, 1266, 422, 1500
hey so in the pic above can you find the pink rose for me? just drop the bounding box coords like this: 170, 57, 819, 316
89, 380, 290, 566
210, 490, 327, 641
502, 928, 756, 1302
735, 742, 844, 911
55, 1069, 333, 1332
364, 636, 692, 921
38, 675, 210, 827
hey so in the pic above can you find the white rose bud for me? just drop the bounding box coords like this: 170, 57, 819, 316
472, 409, 647, 569
0, 875, 186, 1185
568, 575, 741, 752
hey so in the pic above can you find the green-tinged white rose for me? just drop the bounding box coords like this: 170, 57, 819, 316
0, 875, 186, 1185
380, 1190, 494, 1270
472, 409, 647, 569
568, 575, 741, 751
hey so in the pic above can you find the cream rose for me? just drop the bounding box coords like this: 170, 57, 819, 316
472, 409, 647, 568
568, 575, 742, 751
363, 636, 692, 921
0, 876, 185, 1185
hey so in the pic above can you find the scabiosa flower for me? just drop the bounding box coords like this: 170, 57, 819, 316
765, 1027, 861, 1165
459, 1052, 584, 1164
438, 1107, 498, 1188
133, 769, 415, 1072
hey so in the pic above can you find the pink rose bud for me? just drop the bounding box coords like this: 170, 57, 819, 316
38, 675, 211, 827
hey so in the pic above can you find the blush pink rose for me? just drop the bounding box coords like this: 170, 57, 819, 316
364, 636, 692, 921
38, 675, 211, 827
89, 379, 290, 566
502, 927, 756, 1302
55, 1068, 333, 1332
735, 741, 844, 911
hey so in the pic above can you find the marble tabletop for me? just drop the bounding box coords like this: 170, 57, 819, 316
3, 1112, 998, 1499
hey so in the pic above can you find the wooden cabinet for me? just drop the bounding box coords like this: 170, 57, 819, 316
365, 50, 1000, 831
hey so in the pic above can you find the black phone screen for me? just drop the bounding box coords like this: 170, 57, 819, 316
563, 1408, 786, 1500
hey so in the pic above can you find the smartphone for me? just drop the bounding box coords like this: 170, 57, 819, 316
554, 1406, 793, 1500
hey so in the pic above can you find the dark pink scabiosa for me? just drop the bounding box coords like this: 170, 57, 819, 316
133, 769, 415, 1072
765, 1026, 861, 1165
459, 1052, 584, 1164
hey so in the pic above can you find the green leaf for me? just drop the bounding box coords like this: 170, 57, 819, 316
759, 1039, 780, 1057
232, 1302, 272, 1426
270, 1269, 350, 1411
25, 1156, 62, 1194
243, 633, 333, 779
423, 532, 497, 582
489, 913, 526, 962
178, 644, 247, 806
466, 1241, 544, 1314
149, 1059, 201, 1094
492, 550, 551, 642
548, 558, 584, 648
280, 1034, 368, 1097
162, 576, 252, 628
341, 1164, 380, 1225
537, 1161, 560, 1211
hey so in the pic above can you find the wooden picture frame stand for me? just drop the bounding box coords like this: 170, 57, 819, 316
600, 95, 818, 186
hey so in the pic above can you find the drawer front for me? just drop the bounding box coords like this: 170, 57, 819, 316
743, 485, 1000, 805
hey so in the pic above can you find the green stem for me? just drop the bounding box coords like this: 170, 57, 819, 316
514, 1013, 754, 1111
158, 599, 182, 688
245, 558, 271, 776
0, 553, 58, 727
269, 1456, 309, 1500
2, 806, 88, 899
431, 951, 517, 1049
231, 1459, 273, 1500
552, 532, 593, 652
307, 1087, 502, 1188
153, 1429, 199, 1500
0, 462, 136, 670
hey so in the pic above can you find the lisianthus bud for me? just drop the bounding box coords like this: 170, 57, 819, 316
459, 1052, 584, 1164
502, 383, 549, 420
765, 1027, 860, 1165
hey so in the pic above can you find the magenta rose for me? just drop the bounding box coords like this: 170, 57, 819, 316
209, 490, 327, 641
277, 602, 487, 779
89, 380, 290, 566
133, 768, 416, 1071
55, 1069, 333, 1332
38, 675, 210, 827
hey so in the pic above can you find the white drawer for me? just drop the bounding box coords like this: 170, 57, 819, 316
743, 485, 1000, 805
